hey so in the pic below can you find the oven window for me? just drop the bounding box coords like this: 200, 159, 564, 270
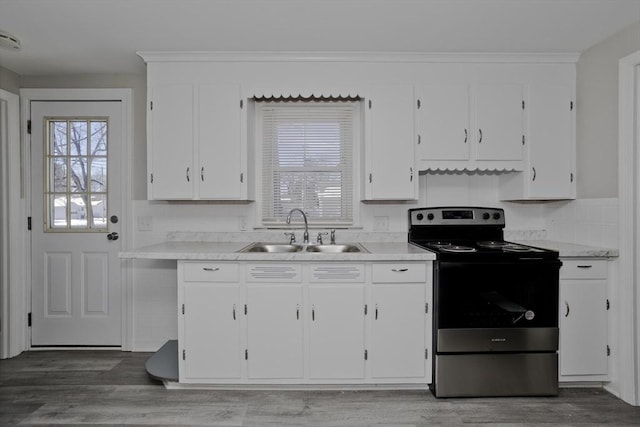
435, 261, 559, 329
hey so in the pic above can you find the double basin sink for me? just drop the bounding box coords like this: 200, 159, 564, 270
239, 242, 367, 254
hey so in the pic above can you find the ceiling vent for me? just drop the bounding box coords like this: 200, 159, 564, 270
0, 30, 21, 51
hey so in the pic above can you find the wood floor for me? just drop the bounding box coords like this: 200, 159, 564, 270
1, 351, 638, 426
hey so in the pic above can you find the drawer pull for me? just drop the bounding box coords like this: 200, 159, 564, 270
232, 304, 236, 320
577, 265, 593, 269
564, 301, 570, 317
202, 267, 220, 272
391, 268, 409, 272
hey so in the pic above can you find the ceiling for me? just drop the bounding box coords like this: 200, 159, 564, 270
0, 0, 639, 76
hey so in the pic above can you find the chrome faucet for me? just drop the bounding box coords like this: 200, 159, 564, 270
286, 208, 309, 243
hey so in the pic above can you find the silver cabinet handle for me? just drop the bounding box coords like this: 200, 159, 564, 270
464, 128, 468, 143
296, 304, 300, 320
577, 265, 593, 269
233, 304, 236, 320
375, 304, 379, 320
391, 268, 408, 272
564, 301, 570, 317
532, 167, 537, 181
312, 304, 315, 321
186, 167, 190, 182
369, 173, 372, 183
201, 167, 204, 181
410, 167, 414, 182
478, 128, 483, 143
202, 267, 220, 272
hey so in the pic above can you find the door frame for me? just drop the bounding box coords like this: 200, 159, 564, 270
0, 88, 24, 359
20, 88, 133, 351
617, 50, 640, 406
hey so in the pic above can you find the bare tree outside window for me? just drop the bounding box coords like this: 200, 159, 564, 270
45, 118, 108, 231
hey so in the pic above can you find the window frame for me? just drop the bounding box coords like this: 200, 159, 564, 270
43, 116, 110, 233
254, 99, 361, 229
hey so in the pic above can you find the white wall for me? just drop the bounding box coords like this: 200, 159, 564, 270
544, 198, 619, 249
576, 21, 640, 199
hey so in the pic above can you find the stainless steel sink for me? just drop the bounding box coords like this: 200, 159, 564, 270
304, 244, 367, 253
238, 242, 367, 253
239, 243, 304, 253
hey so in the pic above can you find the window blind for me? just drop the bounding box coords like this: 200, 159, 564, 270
260, 101, 356, 226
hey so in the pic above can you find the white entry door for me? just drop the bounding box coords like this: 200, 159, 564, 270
30, 101, 123, 346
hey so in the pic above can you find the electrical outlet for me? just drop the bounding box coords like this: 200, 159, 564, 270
137, 216, 153, 231
238, 216, 248, 231
373, 216, 389, 231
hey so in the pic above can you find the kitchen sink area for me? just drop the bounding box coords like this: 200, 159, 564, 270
238, 242, 368, 253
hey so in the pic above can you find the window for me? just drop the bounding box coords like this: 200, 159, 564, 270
258, 99, 358, 226
44, 118, 108, 231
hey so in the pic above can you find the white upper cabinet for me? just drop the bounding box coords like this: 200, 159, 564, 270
500, 83, 575, 200
417, 83, 524, 171
198, 84, 247, 200
147, 81, 250, 200
149, 84, 195, 199
474, 84, 524, 163
363, 84, 417, 201
417, 84, 470, 162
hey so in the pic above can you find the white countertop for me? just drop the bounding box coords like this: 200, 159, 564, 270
119, 241, 437, 262
516, 240, 618, 258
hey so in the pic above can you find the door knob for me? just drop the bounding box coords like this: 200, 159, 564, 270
107, 232, 119, 241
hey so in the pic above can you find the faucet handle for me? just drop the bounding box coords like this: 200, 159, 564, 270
316, 232, 329, 244
330, 229, 336, 244
284, 232, 296, 244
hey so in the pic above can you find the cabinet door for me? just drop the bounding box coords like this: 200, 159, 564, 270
474, 84, 524, 162
370, 284, 427, 379
308, 285, 366, 379
149, 84, 194, 199
246, 285, 304, 379
417, 84, 470, 161
365, 84, 416, 200
559, 279, 608, 376
527, 84, 574, 198
181, 283, 241, 381
198, 84, 244, 199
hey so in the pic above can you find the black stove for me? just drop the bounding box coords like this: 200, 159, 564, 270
409, 207, 561, 398
409, 206, 558, 261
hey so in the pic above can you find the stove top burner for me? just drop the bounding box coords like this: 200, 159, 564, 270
476, 240, 508, 249
440, 244, 477, 253
502, 243, 538, 253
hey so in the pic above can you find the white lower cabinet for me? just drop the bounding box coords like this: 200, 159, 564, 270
246, 285, 304, 379
559, 259, 608, 382
308, 264, 366, 379
179, 262, 242, 382
370, 263, 429, 379
177, 260, 432, 386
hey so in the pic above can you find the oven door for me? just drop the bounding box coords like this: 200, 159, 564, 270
435, 259, 560, 353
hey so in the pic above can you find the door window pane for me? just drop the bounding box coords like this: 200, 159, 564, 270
44, 118, 109, 231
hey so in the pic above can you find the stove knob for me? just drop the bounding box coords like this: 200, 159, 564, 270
493, 212, 501, 220
416, 213, 424, 221
482, 212, 490, 220
427, 213, 435, 221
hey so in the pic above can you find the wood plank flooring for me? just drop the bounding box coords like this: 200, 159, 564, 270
1, 350, 638, 426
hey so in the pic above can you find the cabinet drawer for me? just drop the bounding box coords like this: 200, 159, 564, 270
560, 259, 607, 279
309, 264, 365, 283
372, 263, 427, 283
182, 262, 239, 282
246, 263, 302, 283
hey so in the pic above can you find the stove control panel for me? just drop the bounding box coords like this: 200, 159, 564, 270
409, 207, 505, 226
